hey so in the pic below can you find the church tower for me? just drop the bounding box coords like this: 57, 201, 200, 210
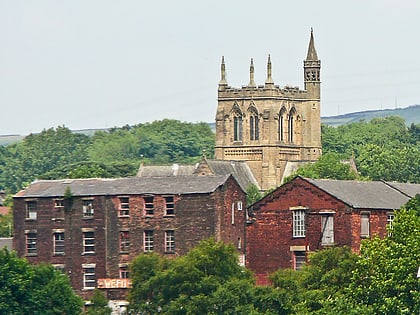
215, 30, 322, 191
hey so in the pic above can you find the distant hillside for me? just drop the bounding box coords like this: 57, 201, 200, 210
1, 105, 419, 146
321, 104, 420, 126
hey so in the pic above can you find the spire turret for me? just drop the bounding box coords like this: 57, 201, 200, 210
219, 56, 228, 87
265, 54, 274, 86
248, 58, 256, 87
306, 28, 318, 61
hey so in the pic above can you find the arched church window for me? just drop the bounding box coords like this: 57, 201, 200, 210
233, 114, 243, 142
249, 113, 259, 141
278, 108, 286, 142
288, 109, 296, 143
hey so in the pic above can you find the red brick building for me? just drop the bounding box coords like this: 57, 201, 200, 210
13, 175, 246, 302
246, 176, 420, 284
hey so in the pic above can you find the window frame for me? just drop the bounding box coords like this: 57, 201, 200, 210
165, 230, 175, 253
26, 200, 37, 220
294, 251, 306, 270
249, 114, 259, 141
164, 196, 175, 216
82, 199, 94, 218
321, 214, 334, 245
119, 231, 130, 253
82, 264, 96, 290
144, 230, 154, 252
119, 265, 130, 279
144, 196, 154, 216
387, 212, 394, 236
233, 115, 243, 142
26, 232, 37, 255
360, 212, 370, 238
118, 196, 130, 217
292, 209, 306, 238
82, 231, 95, 254
53, 231, 65, 255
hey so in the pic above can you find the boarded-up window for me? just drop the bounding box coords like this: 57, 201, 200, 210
321, 215, 334, 245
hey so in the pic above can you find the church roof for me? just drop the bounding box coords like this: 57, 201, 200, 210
137, 159, 259, 192
14, 175, 232, 198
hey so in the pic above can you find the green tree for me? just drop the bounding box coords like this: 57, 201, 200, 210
336, 197, 420, 314
0, 249, 83, 314
246, 184, 262, 206
85, 289, 112, 315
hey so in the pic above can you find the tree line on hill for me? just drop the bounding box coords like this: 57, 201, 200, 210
0, 116, 418, 196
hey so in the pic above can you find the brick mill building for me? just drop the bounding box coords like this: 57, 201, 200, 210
13, 175, 246, 303
215, 29, 322, 191
246, 176, 420, 284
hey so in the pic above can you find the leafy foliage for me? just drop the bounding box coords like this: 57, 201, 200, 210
128, 238, 291, 314
85, 289, 112, 315
0, 249, 83, 314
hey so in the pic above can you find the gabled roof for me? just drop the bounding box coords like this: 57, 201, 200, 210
304, 177, 420, 210
384, 182, 420, 198
137, 158, 259, 192
14, 175, 232, 198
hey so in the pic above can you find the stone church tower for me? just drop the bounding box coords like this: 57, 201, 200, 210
215, 30, 322, 191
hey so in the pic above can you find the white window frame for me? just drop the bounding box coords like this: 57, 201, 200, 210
83, 231, 95, 254
82, 199, 94, 218
294, 251, 306, 270
387, 212, 394, 236
144, 230, 154, 252
144, 196, 154, 216
53, 231, 65, 255
165, 230, 175, 253
54, 199, 64, 208
119, 265, 129, 279
82, 264, 96, 289
119, 231, 130, 252
237, 201, 243, 211
231, 202, 235, 225
119, 197, 130, 217
26, 232, 37, 255
292, 209, 306, 237
26, 200, 37, 220
164, 196, 175, 216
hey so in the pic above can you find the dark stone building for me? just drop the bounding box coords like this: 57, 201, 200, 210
13, 175, 246, 302
246, 176, 420, 284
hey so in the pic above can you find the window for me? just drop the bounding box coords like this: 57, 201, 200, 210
249, 114, 259, 141
293, 210, 306, 237
53, 264, 65, 273
165, 230, 175, 253
237, 201, 243, 211
164, 196, 175, 216
321, 215, 334, 245
26, 232, 37, 255
53, 232, 65, 255
288, 112, 294, 143
54, 199, 64, 208
83, 231, 95, 254
83, 265, 96, 289
294, 251, 306, 270
119, 197, 130, 216
26, 201, 37, 220
387, 212, 394, 236
233, 115, 243, 141
82, 200, 94, 217
144, 230, 154, 252
361, 213, 370, 237
119, 231, 130, 252
278, 112, 285, 141
119, 265, 129, 279
144, 196, 154, 216
231, 202, 235, 225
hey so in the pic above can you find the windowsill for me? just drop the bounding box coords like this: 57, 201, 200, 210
83, 216, 94, 220
292, 236, 306, 239
82, 252, 95, 256
25, 218, 37, 222
164, 214, 175, 218
321, 243, 335, 246
26, 253, 37, 257
52, 218, 65, 221
144, 214, 154, 217
82, 287, 95, 291
361, 235, 370, 239
118, 215, 130, 218
53, 252, 65, 256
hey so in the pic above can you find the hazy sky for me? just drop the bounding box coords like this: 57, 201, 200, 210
1, 1, 420, 135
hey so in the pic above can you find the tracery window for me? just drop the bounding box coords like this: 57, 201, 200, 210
288, 109, 296, 143
249, 113, 259, 141
233, 115, 243, 141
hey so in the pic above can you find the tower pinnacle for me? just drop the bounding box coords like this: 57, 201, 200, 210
219, 56, 227, 86
306, 28, 318, 61
248, 58, 256, 87
265, 54, 274, 86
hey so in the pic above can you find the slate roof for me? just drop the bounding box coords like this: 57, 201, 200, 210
385, 182, 420, 198
304, 177, 420, 210
137, 159, 259, 191
14, 175, 232, 198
